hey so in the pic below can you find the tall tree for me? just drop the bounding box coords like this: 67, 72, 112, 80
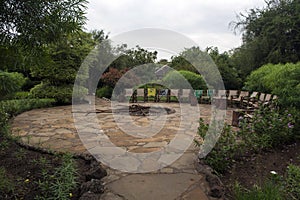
207, 47, 242, 89
0, 0, 88, 48
232, 0, 300, 75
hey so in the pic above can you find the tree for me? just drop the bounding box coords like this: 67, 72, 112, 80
0, 0, 88, 48
0, 71, 26, 99
109, 45, 158, 70
170, 47, 230, 89
232, 0, 300, 74
207, 47, 242, 89
30, 30, 105, 104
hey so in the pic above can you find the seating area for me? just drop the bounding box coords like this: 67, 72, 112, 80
122, 88, 278, 109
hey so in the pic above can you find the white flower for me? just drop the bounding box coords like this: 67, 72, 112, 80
270, 170, 277, 175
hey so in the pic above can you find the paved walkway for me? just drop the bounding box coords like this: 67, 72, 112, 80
12, 99, 236, 200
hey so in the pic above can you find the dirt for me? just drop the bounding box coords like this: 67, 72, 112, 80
220, 140, 300, 199
0, 135, 105, 200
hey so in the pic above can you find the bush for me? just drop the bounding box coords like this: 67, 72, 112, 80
30, 82, 87, 105
195, 118, 239, 174
238, 107, 297, 151
195, 106, 298, 174
96, 86, 113, 98
162, 70, 207, 90
0, 99, 55, 117
0, 71, 26, 99
245, 62, 300, 108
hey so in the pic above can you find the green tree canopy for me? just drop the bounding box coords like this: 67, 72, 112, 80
207, 47, 242, 89
0, 0, 88, 48
232, 0, 300, 75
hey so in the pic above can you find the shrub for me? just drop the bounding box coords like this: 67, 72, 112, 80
0, 99, 55, 117
245, 62, 300, 108
96, 86, 113, 98
238, 107, 297, 151
162, 70, 207, 90
0, 71, 26, 99
30, 82, 87, 105
195, 118, 239, 174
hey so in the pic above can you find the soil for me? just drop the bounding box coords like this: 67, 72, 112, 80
220, 140, 300, 199
0, 135, 106, 200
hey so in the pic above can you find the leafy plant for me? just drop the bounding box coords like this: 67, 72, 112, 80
96, 86, 113, 98
0, 167, 15, 194
195, 118, 239, 174
245, 62, 300, 108
233, 181, 283, 200
35, 154, 77, 200
162, 70, 207, 90
238, 106, 297, 152
0, 98, 55, 117
0, 71, 26, 99
285, 164, 300, 200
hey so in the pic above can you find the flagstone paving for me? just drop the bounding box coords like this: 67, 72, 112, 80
12, 99, 236, 200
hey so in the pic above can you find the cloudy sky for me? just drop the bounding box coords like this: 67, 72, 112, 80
85, 0, 266, 57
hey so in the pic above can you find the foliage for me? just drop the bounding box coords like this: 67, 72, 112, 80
162, 70, 207, 90
0, 0, 88, 48
233, 180, 283, 200
234, 164, 300, 200
232, 0, 300, 75
109, 45, 157, 70
30, 82, 87, 104
100, 68, 129, 88
207, 47, 242, 89
0, 71, 26, 99
35, 154, 77, 200
245, 62, 300, 108
0, 98, 55, 117
0, 167, 14, 194
96, 86, 113, 98
195, 106, 298, 174
285, 164, 300, 200
195, 118, 239, 173
238, 107, 297, 152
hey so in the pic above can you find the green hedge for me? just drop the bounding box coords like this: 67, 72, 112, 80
30, 82, 87, 105
245, 62, 300, 108
0, 98, 55, 117
162, 70, 207, 90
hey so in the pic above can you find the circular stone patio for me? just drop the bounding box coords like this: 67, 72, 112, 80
11, 98, 237, 200
12, 99, 235, 155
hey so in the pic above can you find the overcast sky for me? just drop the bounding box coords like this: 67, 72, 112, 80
85, 0, 266, 57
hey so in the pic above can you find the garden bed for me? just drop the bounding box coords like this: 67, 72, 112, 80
221, 140, 300, 198
0, 135, 106, 200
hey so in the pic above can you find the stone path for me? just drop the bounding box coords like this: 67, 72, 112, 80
12, 99, 236, 200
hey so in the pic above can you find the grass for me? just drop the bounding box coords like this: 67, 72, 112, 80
35, 154, 78, 200
0, 167, 15, 194
233, 164, 300, 200
234, 181, 283, 200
